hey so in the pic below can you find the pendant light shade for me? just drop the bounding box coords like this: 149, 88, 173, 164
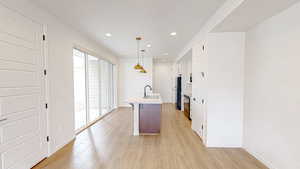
140, 68, 147, 73
134, 63, 143, 70
134, 37, 143, 70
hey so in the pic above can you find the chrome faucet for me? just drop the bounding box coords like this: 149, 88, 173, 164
144, 85, 152, 97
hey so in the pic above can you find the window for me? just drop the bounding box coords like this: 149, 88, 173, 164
100, 60, 116, 114
73, 49, 87, 130
73, 49, 117, 132
87, 55, 100, 122
100, 60, 109, 114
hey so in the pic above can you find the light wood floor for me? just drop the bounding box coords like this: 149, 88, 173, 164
33, 104, 268, 169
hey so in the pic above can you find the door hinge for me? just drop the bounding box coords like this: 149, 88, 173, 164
43, 34, 46, 41
201, 72, 205, 78
44, 69, 47, 76
45, 103, 48, 109
202, 45, 205, 51
46, 136, 49, 142
201, 125, 204, 130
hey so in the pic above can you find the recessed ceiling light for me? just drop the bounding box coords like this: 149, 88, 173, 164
105, 33, 112, 37
147, 44, 151, 48
170, 32, 177, 36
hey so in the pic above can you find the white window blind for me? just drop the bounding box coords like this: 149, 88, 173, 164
73, 48, 117, 132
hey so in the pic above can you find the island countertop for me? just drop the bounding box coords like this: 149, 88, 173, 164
127, 93, 162, 104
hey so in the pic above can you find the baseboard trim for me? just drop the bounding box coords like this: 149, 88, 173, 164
49, 109, 117, 156
49, 136, 75, 156
75, 109, 116, 135
35, 138, 76, 168
244, 147, 277, 169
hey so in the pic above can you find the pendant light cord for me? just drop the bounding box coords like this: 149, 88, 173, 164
137, 39, 140, 64
141, 50, 144, 65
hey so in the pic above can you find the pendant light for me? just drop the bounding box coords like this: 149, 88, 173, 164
140, 68, 147, 73
134, 37, 143, 70
140, 49, 147, 73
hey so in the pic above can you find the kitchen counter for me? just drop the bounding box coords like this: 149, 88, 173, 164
127, 93, 162, 136
127, 93, 162, 104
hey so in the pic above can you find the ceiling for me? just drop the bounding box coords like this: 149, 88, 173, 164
212, 0, 300, 32
31, 0, 226, 58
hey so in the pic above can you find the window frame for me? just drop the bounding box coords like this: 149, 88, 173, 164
73, 48, 117, 134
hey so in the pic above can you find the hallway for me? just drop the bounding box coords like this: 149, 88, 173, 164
33, 104, 268, 169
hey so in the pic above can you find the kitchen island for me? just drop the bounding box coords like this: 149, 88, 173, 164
127, 93, 162, 136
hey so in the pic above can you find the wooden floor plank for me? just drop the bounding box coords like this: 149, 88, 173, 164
32, 104, 268, 169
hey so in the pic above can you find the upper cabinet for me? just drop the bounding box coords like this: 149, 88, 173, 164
177, 52, 192, 85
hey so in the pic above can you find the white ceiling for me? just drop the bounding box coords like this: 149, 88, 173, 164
212, 0, 300, 32
31, 0, 226, 58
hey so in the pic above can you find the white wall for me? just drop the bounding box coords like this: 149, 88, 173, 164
244, 2, 300, 169
191, 32, 244, 147
178, 0, 245, 59
118, 57, 153, 106
153, 61, 174, 103
172, 62, 181, 103
206, 32, 245, 147
0, 0, 118, 155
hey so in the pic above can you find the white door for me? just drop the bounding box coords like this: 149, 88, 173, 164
191, 43, 207, 143
0, 4, 47, 169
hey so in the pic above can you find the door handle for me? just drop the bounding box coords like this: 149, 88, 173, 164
0, 118, 7, 122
